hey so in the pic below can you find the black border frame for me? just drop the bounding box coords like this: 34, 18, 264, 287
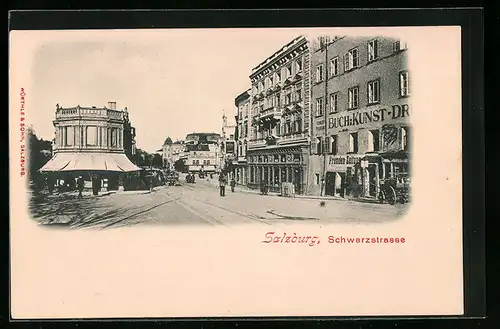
6, 8, 486, 326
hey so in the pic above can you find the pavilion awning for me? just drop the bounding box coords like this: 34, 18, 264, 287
39, 152, 142, 173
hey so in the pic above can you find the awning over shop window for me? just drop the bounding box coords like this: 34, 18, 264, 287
39, 152, 142, 173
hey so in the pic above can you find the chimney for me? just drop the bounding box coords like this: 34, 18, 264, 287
108, 101, 116, 110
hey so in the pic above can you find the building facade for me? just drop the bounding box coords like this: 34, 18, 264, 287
183, 132, 221, 173
310, 36, 410, 198
234, 89, 251, 185
246, 35, 312, 194
162, 140, 185, 170
40, 101, 140, 189
220, 111, 236, 175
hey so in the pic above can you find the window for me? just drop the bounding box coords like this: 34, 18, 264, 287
64, 126, 74, 146
399, 71, 410, 96
316, 64, 324, 82
294, 86, 302, 102
368, 39, 379, 61
192, 160, 196, 165
265, 77, 270, 88
330, 57, 339, 76
368, 130, 380, 152
275, 71, 281, 84
206, 160, 210, 165
296, 59, 302, 72
349, 132, 358, 153
329, 92, 338, 113
348, 86, 359, 109
286, 65, 292, 78
296, 118, 302, 133
330, 135, 338, 155
316, 97, 324, 116
367, 80, 380, 104
315, 173, 320, 185
316, 137, 323, 154
285, 89, 292, 105
401, 127, 409, 151
87, 126, 98, 146
393, 40, 408, 52
344, 48, 359, 71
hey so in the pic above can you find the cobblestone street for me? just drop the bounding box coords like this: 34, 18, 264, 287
29, 176, 409, 230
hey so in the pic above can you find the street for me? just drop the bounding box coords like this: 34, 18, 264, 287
29, 176, 409, 229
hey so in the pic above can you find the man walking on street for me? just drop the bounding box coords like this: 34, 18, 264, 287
219, 172, 227, 197
77, 176, 84, 199
230, 177, 236, 193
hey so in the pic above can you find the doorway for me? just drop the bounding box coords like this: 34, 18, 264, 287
367, 164, 377, 197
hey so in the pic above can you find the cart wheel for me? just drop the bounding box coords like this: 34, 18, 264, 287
388, 186, 396, 205
378, 191, 385, 204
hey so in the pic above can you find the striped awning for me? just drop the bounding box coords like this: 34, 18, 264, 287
39, 152, 142, 173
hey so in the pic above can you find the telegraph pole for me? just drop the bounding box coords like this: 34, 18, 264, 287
321, 37, 330, 197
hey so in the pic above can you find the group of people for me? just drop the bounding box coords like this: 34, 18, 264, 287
218, 172, 236, 197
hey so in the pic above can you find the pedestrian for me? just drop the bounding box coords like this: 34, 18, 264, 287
230, 177, 236, 193
77, 176, 84, 199
219, 172, 227, 197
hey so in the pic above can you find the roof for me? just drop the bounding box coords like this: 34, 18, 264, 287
39, 152, 142, 173
185, 144, 210, 152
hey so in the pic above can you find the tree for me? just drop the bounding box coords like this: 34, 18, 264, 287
152, 154, 163, 168
164, 137, 173, 146
27, 126, 53, 188
174, 158, 185, 172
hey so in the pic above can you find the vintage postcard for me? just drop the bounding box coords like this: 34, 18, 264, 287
9, 26, 463, 318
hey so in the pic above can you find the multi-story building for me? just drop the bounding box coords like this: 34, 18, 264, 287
39, 101, 140, 190
184, 132, 221, 173
246, 35, 312, 194
220, 111, 236, 175
234, 89, 251, 185
162, 140, 185, 170
310, 36, 410, 198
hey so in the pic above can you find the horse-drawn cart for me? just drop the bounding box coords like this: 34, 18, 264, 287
378, 173, 411, 205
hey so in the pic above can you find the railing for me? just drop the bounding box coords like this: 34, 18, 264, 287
55, 108, 124, 120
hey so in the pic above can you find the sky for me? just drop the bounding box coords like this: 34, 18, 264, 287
26, 28, 328, 153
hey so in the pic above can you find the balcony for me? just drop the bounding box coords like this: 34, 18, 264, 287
259, 107, 282, 121
248, 139, 267, 149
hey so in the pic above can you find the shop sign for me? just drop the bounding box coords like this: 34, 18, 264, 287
328, 104, 410, 129
328, 155, 364, 166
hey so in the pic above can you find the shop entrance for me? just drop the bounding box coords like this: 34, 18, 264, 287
326, 172, 346, 197
367, 164, 377, 197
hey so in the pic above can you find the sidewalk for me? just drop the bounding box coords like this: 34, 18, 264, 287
203, 179, 384, 204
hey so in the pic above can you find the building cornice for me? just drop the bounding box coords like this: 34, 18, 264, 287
250, 36, 308, 82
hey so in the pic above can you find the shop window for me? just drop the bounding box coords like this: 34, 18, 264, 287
368, 130, 380, 152
349, 132, 358, 153
330, 135, 338, 155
